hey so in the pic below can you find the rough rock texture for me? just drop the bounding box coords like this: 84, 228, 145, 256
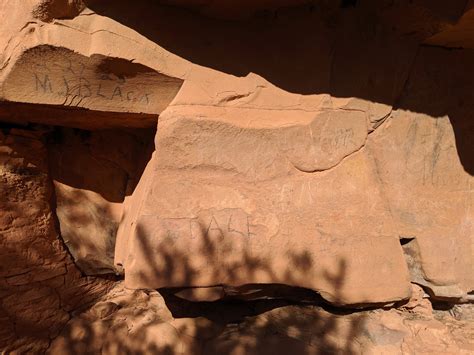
0, 0, 472, 304
425, 0, 474, 48
2, 46, 182, 115
48, 282, 474, 354
47, 127, 155, 274
107, 3, 474, 304
0, 0, 474, 351
32, 0, 85, 22
0, 128, 112, 353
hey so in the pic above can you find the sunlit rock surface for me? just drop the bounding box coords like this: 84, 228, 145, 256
0, 0, 473, 352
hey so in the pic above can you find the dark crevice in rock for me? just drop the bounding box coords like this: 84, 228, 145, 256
161, 283, 409, 316
399, 237, 468, 304
47, 155, 85, 278
400, 238, 427, 287
0, 102, 159, 130
160, 289, 297, 324
399, 237, 416, 246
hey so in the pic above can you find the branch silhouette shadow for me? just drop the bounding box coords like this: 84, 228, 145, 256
43, 125, 156, 274
52, 221, 368, 354
42, 217, 369, 354
0, 130, 113, 353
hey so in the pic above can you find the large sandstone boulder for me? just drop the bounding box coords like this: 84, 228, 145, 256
0, 0, 473, 308
111, 3, 473, 305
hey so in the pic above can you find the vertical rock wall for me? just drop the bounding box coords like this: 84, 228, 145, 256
0, 5, 473, 349
0, 127, 112, 352
48, 127, 155, 274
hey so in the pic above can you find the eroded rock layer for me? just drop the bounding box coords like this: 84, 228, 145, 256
0, 0, 474, 352
0, 128, 112, 353
47, 283, 474, 354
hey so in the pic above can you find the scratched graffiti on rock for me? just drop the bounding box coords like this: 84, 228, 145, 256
4, 46, 184, 114
153, 209, 257, 242
317, 128, 355, 153
32, 59, 151, 105
138, 209, 261, 262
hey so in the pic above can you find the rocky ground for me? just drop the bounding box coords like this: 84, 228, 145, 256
46, 283, 474, 354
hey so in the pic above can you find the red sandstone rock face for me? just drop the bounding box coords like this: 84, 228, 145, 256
107, 3, 473, 304
46, 282, 474, 354
0, 0, 474, 351
0, 129, 112, 352
1, 0, 473, 303
3, 46, 182, 115
48, 127, 155, 274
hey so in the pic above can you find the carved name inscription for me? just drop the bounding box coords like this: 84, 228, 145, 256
33, 68, 151, 105
147, 209, 257, 244
137, 209, 262, 254
3, 45, 183, 114
284, 110, 367, 172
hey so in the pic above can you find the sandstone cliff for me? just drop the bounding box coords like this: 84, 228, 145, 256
0, 0, 473, 353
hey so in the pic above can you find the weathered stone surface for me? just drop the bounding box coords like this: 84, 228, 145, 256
0, 2, 474, 352
47, 127, 155, 274
103, 2, 472, 304
48, 282, 474, 355
4, 0, 467, 305
33, 0, 85, 22
120, 97, 473, 303
118, 108, 412, 305
0, 102, 161, 130
368, 46, 474, 300
0, 128, 112, 353
2, 45, 183, 116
